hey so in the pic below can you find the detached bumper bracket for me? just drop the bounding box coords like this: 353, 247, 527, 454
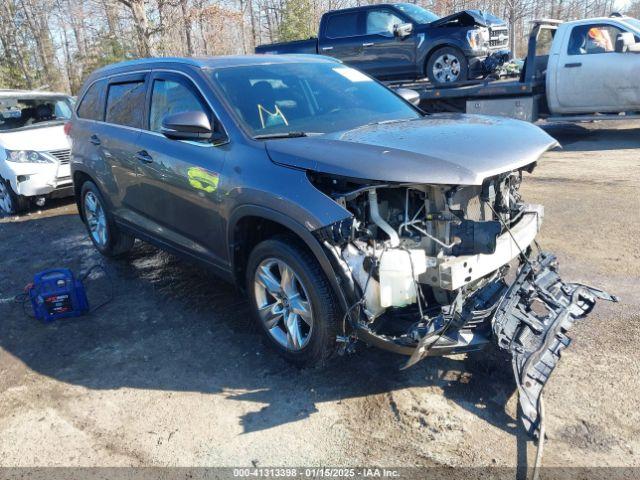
493, 252, 618, 437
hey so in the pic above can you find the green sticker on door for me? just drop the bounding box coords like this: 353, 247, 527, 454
188, 167, 219, 193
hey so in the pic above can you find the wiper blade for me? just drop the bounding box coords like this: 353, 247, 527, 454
253, 131, 310, 139
357, 118, 411, 129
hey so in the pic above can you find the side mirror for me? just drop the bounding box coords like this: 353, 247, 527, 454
615, 32, 639, 53
394, 22, 413, 38
396, 87, 420, 106
161, 111, 213, 141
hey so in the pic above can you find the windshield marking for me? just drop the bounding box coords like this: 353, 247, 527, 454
212, 62, 421, 138
333, 67, 373, 83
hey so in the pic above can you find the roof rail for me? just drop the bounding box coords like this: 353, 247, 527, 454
531, 18, 563, 25
95, 56, 201, 75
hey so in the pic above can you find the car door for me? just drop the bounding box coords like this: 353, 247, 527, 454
360, 8, 417, 79
101, 73, 149, 212
554, 22, 640, 113
319, 11, 365, 67
134, 70, 228, 267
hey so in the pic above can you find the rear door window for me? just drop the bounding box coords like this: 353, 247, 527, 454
325, 12, 361, 38
105, 80, 146, 128
77, 80, 106, 121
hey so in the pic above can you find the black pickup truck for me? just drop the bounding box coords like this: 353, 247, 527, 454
255, 3, 510, 84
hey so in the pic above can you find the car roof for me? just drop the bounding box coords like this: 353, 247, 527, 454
564, 16, 635, 26
325, 3, 399, 14
0, 89, 70, 98
91, 54, 341, 78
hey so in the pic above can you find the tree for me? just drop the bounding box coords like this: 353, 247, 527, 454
115, 0, 153, 56
0, 0, 630, 92
277, 0, 316, 42
626, 0, 640, 18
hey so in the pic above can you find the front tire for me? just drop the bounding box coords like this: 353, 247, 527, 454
246, 236, 340, 368
0, 177, 29, 215
80, 181, 135, 257
426, 46, 468, 85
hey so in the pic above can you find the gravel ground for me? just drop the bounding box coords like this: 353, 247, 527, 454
0, 121, 638, 469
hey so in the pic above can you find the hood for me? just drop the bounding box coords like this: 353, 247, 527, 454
430, 10, 506, 28
265, 114, 558, 186
0, 124, 70, 152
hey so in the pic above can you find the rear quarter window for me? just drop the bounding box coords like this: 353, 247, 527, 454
535, 28, 555, 55
77, 79, 106, 121
105, 81, 146, 128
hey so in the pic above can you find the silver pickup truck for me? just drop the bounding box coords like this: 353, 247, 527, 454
404, 15, 640, 122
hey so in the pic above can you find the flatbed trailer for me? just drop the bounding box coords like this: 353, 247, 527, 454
387, 18, 640, 123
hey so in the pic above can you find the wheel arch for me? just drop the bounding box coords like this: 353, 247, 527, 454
74, 168, 119, 221
227, 205, 350, 313
72, 169, 96, 222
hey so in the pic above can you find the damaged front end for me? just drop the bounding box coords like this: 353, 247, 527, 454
310, 167, 617, 436
493, 252, 618, 436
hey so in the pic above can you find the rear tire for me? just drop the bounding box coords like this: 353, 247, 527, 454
80, 181, 135, 257
426, 46, 468, 85
0, 176, 29, 215
246, 236, 340, 368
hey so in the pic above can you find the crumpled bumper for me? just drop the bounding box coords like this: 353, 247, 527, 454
355, 250, 617, 438
481, 49, 510, 76
492, 252, 618, 437
5, 161, 72, 197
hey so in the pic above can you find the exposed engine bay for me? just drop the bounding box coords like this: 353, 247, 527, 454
311, 163, 618, 436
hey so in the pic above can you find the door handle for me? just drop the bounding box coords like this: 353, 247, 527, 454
564, 62, 582, 68
362, 42, 374, 47
89, 134, 101, 146
135, 150, 153, 164
321, 46, 333, 51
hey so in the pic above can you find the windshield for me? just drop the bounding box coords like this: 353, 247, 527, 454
0, 95, 74, 132
211, 62, 421, 137
394, 3, 439, 24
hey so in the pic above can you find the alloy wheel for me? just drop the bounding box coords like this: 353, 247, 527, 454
433, 54, 461, 83
0, 181, 13, 214
253, 258, 314, 351
84, 191, 108, 247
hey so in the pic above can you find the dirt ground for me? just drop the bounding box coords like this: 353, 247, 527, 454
0, 121, 639, 470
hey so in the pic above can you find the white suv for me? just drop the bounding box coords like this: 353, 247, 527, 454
0, 90, 75, 214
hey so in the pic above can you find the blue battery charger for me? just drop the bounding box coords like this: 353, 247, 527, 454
28, 269, 90, 322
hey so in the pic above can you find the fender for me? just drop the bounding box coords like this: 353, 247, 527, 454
227, 204, 350, 313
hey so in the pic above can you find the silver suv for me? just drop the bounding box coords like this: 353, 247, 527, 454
71, 55, 615, 437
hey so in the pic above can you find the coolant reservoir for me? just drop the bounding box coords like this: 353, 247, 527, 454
379, 249, 427, 308
342, 244, 385, 318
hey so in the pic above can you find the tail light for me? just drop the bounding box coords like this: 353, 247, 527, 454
63, 121, 72, 136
